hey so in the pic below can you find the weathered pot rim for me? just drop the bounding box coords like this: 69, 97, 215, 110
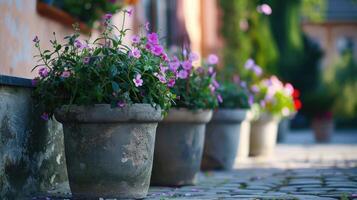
210, 109, 249, 123
55, 103, 162, 123
162, 108, 212, 123
253, 113, 280, 123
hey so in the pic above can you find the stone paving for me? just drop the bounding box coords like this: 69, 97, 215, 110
36, 132, 357, 199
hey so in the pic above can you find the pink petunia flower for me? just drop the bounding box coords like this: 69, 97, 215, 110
182, 60, 192, 71
39, 67, 49, 78
208, 67, 215, 76
169, 56, 180, 72
147, 32, 159, 44
161, 53, 169, 62
74, 39, 83, 49
207, 54, 219, 65
177, 70, 188, 79
129, 48, 141, 58
31, 78, 38, 86
154, 73, 167, 83
209, 84, 215, 93
251, 85, 259, 93
151, 45, 163, 56
131, 35, 140, 44
167, 78, 176, 87
160, 65, 168, 74
103, 13, 113, 20
133, 74, 143, 87
61, 71, 71, 78
212, 79, 220, 88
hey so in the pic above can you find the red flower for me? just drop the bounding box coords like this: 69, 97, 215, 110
294, 99, 302, 110
293, 89, 300, 99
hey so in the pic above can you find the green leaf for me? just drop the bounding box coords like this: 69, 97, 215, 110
111, 81, 120, 92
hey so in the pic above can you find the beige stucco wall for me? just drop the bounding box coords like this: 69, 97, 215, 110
0, 0, 75, 78
0, 0, 134, 79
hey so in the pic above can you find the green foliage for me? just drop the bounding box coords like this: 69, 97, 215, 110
32, 11, 175, 118
51, 0, 122, 27
217, 82, 251, 109
324, 51, 357, 117
301, 0, 326, 23
169, 54, 220, 110
218, 0, 278, 78
302, 87, 335, 119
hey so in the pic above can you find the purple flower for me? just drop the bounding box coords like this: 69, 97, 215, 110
177, 70, 188, 79
161, 53, 169, 62
117, 100, 125, 108
151, 45, 163, 56
248, 95, 254, 106
74, 39, 83, 49
169, 56, 180, 72
251, 85, 259, 93
207, 54, 219, 65
196, 67, 204, 74
145, 22, 150, 31
83, 57, 90, 64
31, 78, 38, 86
257, 4, 272, 15
217, 94, 223, 103
160, 65, 168, 74
147, 32, 159, 44
208, 67, 215, 76
129, 47, 141, 58
189, 52, 199, 61
133, 74, 143, 87
167, 78, 175, 87
260, 100, 266, 108
154, 73, 167, 83
61, 71, 71, 78
240, 81, 247, 88
103, 13, 113, 20
33, 36, 39, 43
253, 65, 262, 76
145, 43, 153, 50
244, 58, 255, 70
39, 67, 49, 78
127, 9, 133, 17
182, 60, 192, 71
41, 113, 49, 121
212, 79, 220, 88
209, 84, 215, 93
131, 35, 140, 44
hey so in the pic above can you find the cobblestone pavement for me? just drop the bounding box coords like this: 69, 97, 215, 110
37, 132, 357, 199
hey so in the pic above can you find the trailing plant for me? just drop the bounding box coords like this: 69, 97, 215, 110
32, 10, 176, 120
167, 52, 221, 110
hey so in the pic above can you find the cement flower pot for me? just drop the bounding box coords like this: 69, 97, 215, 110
237, 110, 254, 161
249, 114, 280, 157
55, 104, 162, 199
201, 109, 248, 170
151, 109, 212, 186
312, 118, 334, 143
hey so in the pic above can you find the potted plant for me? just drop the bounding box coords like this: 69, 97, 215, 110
249, 75, 298, 157
31, 11, 175, 199
201, 81, 251, 170
150, 53, 220, 186
303, 88, 335, 142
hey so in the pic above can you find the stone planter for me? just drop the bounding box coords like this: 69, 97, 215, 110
312, 118, 334, 143
249, 114, 280, 157
151, 109, 212, 186
201, 109, 248, 170
237, 111, 254, 161
55, 104, 162, 199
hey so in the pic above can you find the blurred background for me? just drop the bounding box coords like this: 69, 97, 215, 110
1, 0, 356, 142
